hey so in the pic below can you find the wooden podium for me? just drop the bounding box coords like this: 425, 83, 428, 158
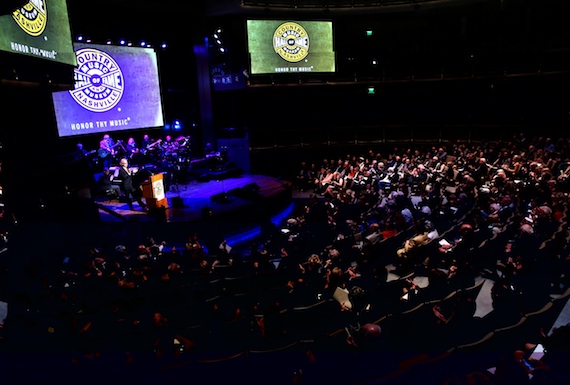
141, 173, 168, 209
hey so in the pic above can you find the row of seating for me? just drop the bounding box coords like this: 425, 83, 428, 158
204, 202, 570, 383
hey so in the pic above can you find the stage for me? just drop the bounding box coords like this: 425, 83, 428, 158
95, 174, 293, 223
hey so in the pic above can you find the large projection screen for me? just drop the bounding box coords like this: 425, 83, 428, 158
247, 19, 335, 75
0, 0, 76, 66
51, 43, 165, 137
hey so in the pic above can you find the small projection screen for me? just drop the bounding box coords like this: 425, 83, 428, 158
0, 0, 76, 66
246, 19, 335, 75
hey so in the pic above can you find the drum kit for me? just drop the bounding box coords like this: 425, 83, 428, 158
152, 136, 194, 185
161, 136, 191, 164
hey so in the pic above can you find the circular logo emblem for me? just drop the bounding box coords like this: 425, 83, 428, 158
154, 183, 163, 196
152, 179, 165, 201
273, 22, 309, 63
70, 48, 125, 112
12, 1, 47, 37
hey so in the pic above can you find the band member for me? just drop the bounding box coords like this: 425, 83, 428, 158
118, 158, 147, 211
176, 135, 193, 159
125, 137, 139, 162
204, 142, 216, 156
96, 168, 121, 199
73, 142, 89, 162
177, 135, 192, 149
74, 142, 96, 169
98, 134, 116, 170
141, 134, 152, 153
161, 135, 178, 156
141, 134, 162, 163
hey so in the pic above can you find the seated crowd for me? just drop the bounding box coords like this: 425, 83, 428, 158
3, 133, 570, 384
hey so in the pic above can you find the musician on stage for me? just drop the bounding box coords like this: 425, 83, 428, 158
125, 137, 142, 166
73, 142, 96, 170
161, 135, 178, 155
177, 135, 192, 150
96, 168, 121, 199
125, 137, 138, 156
141, 134, 162, 163
99, 134, 116, 170
141, 134, 152, 152
175, 135, 193, 163
204, 142, 216, 156
73, 142, 90, 161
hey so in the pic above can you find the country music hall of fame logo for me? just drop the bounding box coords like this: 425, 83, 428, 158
69, 48, 125, 112
12, 0, 47, 37
273, 21, 309, 63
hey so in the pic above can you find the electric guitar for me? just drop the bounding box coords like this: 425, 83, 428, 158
142, 139, 162, 155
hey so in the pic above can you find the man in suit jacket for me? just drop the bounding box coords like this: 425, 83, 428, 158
118, 158, 147, 211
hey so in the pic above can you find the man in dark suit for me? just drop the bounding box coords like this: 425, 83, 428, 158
118, 158, 147, 211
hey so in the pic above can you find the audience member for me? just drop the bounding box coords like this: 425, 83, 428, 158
8, 135, 570, 385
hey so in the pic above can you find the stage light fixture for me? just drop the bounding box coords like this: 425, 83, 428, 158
219, 47, 226, 53
161, 43, 167, 49
106, 40, 112, 45
77, 35, 83, 41
367, 86, 376, 95
140, 41, 146, 47
119, 40, 126, 45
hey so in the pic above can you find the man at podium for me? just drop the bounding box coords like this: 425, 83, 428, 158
118, 158, 147, 212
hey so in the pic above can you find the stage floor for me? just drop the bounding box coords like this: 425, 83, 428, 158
95, 174, 292, 223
